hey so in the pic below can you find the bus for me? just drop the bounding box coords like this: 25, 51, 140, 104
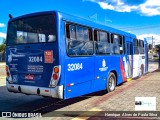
6, 11, 148, 99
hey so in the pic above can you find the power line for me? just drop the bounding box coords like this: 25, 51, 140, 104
119, 24, 160, 29
118, 24, 160, 31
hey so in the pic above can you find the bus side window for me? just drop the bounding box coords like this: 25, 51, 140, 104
139, 40, 144, 54
76, 26, 93, 55
111, 34, 120, 55
69, 25, 76, 40
96, 31, 110, 55
133, 39, 139, 54
119, 36, 124, 54
66, 24, 93, 56
66, 24, 77, 56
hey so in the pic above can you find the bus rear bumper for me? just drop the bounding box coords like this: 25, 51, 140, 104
6, 81, 64, 99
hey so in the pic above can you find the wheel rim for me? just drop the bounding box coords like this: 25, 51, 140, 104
109, 76, 115, 91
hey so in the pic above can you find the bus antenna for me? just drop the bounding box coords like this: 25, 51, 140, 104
9, 14, 13, 19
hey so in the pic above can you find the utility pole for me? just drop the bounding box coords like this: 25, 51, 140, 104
152, 36, 154, 59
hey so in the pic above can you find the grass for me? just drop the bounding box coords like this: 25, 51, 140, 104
149, 57, 159, 61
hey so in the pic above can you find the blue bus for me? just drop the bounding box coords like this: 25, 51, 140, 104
6, 11, 148, 99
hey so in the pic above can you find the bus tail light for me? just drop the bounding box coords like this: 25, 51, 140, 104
6, 65, 13, 83
50, 65, 61, 87
6, 66, 9, 71
54, 67, 59, 73
53, 74, 58, 80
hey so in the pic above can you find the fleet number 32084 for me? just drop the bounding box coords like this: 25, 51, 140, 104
68, 63, 83, 71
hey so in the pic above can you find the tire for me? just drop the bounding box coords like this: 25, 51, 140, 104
139, 65, 144, 77
141, 65, 144, 75
106, 72, 116, 93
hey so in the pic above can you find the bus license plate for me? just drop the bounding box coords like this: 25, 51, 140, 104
25, 74, 34, 80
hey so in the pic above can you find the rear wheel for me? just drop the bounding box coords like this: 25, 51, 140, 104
139, 65, 144, 77
106, 72, 116, 93
141, 65, 144, 75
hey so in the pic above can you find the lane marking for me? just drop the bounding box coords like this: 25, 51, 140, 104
72, 108, 101, 120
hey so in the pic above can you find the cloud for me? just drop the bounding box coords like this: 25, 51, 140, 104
138, 34, 160, 44
0, 32, 6, 39
139, 0, 160, 16
0, 23, 5, 28
84, 0, 160, 16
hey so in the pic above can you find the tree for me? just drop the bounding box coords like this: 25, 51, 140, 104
148, 44, 153, 50
155, 44, 160, 52
2, 38, 6, 44
0, 38, 6, 52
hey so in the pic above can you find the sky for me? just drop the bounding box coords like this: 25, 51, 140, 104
0, 0, 160, 45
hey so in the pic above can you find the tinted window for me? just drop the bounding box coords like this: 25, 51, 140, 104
111, 34, 120, 55
139, 40, 144, 54
66, 24, 93, 56
7, 14, 56, 45
95, 30, 110, 55
127, 43, 132, 55
69, 25, 76, 40
134, 39, 139, 54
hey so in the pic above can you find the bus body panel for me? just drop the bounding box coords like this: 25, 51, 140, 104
93, 56, 111, 91
6, 42, 59, 87
64, 57, 94, 99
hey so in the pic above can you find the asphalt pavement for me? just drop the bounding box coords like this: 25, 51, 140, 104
0, 61, 160, 120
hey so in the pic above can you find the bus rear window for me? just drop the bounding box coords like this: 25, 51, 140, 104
7, 14, 56, 45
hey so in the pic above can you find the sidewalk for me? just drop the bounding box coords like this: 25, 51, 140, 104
94, 69, 160, 111
0, 62, 6, 86
0, 62, 5, 66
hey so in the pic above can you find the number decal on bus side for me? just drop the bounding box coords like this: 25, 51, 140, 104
68, 63, 83, 71
29, 56, 43, 63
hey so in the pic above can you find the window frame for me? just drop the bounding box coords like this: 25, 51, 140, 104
110, 33, 124, 55
133, 38, 139, 55
65, 22, 94, 57
139, 40, 145, 54
94, 29, 110, 55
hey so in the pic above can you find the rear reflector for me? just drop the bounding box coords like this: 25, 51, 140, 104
67, 83, 74, 87
45, 90, 49, 92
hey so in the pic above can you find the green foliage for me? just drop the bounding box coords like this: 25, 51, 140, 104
0, 38, 6, 52
148, 44, 153, 50
155, 44, 160, 52
0, 44, 6, 52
